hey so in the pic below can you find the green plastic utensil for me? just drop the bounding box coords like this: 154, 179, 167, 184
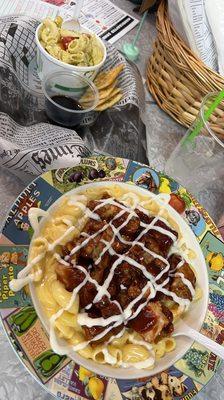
184, 89, 224, 145
123, 10, 148, 62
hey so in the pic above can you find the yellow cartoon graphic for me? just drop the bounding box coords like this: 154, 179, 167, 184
206, 251, 224, 272
78, 366, 94, 383
159, 177, 171, 194
87, 377, 104, 400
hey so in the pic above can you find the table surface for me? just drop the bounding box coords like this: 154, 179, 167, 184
0, 1, 223, 399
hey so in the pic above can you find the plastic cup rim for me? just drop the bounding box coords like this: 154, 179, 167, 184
42, 70, 99, 113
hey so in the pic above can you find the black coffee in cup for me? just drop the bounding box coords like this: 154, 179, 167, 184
45, 95, 84, 127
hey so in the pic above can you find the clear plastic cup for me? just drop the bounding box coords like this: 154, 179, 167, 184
42, 71, 99, 127
165, 92, 224, 221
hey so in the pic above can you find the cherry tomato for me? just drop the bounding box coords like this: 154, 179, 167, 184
60, 36, 76, 50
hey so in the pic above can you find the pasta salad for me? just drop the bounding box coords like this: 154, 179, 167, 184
38, 17, 104, 67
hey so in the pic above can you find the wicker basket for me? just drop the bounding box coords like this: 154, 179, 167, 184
147, 0, 224, 135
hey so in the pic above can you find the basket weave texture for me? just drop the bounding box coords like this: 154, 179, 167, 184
147, 0, 224, 134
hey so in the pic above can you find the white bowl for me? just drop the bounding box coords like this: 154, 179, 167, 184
29, 181, 208, 380
35, 23, 107, 81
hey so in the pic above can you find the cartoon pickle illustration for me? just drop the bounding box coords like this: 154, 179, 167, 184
8, 306, 37, 336
34, 350, 66, 377
86, 377, 104, 400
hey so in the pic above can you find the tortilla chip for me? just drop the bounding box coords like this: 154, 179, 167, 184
97, 87, 121, 106
81, 81, 117, 104
94, 64, 124, 90
95, 91, 123, 111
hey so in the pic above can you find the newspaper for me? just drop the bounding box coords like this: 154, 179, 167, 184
0, 14, 146, 183
168, 0, 218, 71
0, 0, 139, 44
205, 0, 224, 76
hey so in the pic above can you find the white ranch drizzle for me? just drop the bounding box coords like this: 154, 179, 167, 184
9, 274, 37, 291
18, 253, 44, 279
28, 208, 48, 232
68, 197, 100, 221
48, 226, 75, 252
170, 258, 185, 274
169, 238, 193, 262
49, 310, 70, 355
10, 191, 196, 368
108, 326, 126, 344
70, 262, 112, 301
54, 253, 70, 266
100, 348, 118, 365
94, 209, 138, 265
